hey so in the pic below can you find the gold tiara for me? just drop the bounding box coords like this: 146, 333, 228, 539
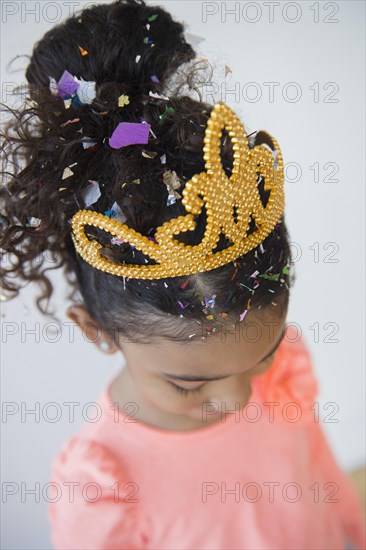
70, 101, 285, 280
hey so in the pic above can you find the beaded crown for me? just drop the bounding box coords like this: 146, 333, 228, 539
70, 101, 285, 280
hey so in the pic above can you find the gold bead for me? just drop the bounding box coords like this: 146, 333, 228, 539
70, 101, 285, 280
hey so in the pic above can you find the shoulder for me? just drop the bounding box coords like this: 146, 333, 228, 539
48, 435, 152, 549
252, 324, 319, 419
50, 435, 124, 486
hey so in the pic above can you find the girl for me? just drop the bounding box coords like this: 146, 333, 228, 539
1, 0, 365, 548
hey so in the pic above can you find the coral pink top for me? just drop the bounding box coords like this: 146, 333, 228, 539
48, 332, 366, 549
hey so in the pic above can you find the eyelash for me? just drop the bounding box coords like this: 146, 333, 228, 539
167, 344, 282, 397
168, 381, 204, 397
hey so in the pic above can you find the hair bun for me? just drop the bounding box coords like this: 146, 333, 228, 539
26, 0, 196, 103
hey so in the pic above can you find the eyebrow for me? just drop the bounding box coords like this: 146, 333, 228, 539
162, 328, 285, 382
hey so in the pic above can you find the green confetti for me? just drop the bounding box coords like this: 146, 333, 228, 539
159, 106, 175, 120
148, 14, 158, 22
283, 266, 290, 275
259, 273, 280, 281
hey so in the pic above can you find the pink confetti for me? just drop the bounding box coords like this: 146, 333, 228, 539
239, 309, 248, 321
60, 118, 80, 128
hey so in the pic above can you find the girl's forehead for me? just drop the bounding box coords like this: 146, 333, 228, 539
120, 310, 287, 379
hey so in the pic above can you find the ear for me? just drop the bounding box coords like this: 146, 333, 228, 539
66, 305, 120, 355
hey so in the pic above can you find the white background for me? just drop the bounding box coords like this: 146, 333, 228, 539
1, 1, 365, 548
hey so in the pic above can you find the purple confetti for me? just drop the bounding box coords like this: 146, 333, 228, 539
57, 70, 79, 98
151, 74, 160, 83
109, 122, 151, 149
177, 300, 185, 309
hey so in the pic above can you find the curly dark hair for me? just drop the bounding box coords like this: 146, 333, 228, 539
0, 0, 293, 345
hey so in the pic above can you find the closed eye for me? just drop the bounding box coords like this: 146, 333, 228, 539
168, 381, 204, 397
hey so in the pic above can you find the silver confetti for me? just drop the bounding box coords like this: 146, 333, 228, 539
81, 180, 101, 208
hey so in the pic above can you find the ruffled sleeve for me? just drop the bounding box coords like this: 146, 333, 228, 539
47, 436, 152, 549
252, 328, 319, 423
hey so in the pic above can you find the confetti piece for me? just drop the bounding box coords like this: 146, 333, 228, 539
164, 282, 168, 288
81, 180, 101, 207
163, 170, 181, 190
259, 243, 265, 254
62, 166, 74, 179
219, 312, 228, 318
141, 150, 158, 159
225, 65, 233, 78
111, 237, 125, 245
74, 76, 96, 104
163, 170, 182, 206
259, 273, 280, 281
180, 279, 189, 289
184, 32, 205, 47
160, 154, 166, 164
159, 106, 175, 120
109, 122, 150, 149
247, 299, 251, 310
149, 91, 169, 101
268, 289, 275, 293
26, 216, 42, 228
135, 54, 141, 63
239, 309, 248, 321
204, 294, 217, 308
60, 117, 80, 128
49, 76, 58, 96
146, 127, 156, 140
57, 70, 79, 98
63, 98, 72, 109
147, 14, 158, 22
109, 201, 127, 223
118, 94, 130, 107
250, 270, 259, 278
206, 315, 214, 321
151, 74, 160, 83
146, 23, 150, 31
230, 267, 238, 281
283, 266, 290, 275
131, 178, 141, 185
143, 37, 154, 45
178, 300, 185, 309
82, 137, 98, 149
188, 333, 196, 339
78, 45, 88, 56
59, 187, 67, 191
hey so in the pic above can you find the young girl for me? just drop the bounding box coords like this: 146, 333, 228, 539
1, 0, 365, 548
